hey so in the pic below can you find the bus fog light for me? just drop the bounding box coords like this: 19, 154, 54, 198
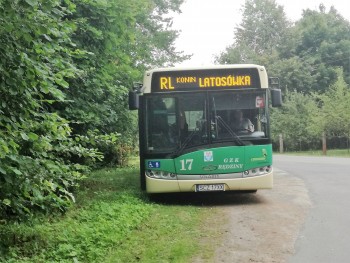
244, 166, 272, 177
146, 170, 177, 180
154, 171, 162, 178
146, 170, 154, 177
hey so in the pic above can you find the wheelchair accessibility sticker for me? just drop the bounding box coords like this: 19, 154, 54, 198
148, 161, 160, 168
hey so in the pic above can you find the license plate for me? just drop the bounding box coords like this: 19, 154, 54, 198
195, 184, 225, 192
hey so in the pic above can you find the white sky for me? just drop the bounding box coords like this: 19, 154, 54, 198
172, 0, 350, 66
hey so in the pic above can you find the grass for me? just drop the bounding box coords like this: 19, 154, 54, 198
277, 148, 350, 157
2, 151, 348, 262
0, 159, 222, 263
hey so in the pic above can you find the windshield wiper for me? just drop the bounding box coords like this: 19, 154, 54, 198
174, 127, 203, 156
211, 96, 244, 145
215, 116, 244, 146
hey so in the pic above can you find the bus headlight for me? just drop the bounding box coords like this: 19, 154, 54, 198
146, 170, 177, 180
243, 166, 271, 178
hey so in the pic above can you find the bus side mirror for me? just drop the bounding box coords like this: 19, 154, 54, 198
271, 89, 282, 107
129, 83, 142, 110
129, 90, 139, 110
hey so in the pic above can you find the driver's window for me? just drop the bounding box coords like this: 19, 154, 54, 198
210, 92, 267, 140
146, 97, 177, 152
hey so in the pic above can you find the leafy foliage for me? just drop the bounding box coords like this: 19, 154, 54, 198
217, 0, 350, 150
310, 68, 350, 137
270, 68, 350, 151
58, 0, 187, 166
0, 0, 185, 219
217, 1, 350, 94
285, 6, 350, 93
0, 0, 102, 218
270, 91, 319, 151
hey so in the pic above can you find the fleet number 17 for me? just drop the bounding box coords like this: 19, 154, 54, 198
180, 159, 193, 171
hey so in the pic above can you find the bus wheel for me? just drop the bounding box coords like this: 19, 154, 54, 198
241, 190, 257, 194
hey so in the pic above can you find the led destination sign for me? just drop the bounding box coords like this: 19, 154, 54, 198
151, 68, 261, 92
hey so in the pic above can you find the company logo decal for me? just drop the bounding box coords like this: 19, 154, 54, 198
250, 149, 268, 161
202, 165, 218, 171
204, 151, 213, 162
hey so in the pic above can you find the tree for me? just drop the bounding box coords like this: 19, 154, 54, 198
310, 68, 350, 137
218, 3, 350, 95
59, 0, 187, 166
270, 90, 318, 151
0, 0, 100, 218
216, 1, 350, 152
217, 0, 290, 64
267, 56, 315, 93
0, 0, 187, 218
270, 68, 350, 151
280, 5, 350, 93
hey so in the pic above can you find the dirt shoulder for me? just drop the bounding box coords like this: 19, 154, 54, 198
193, 168, 312, 263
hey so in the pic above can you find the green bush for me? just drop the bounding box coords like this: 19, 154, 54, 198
74, 130, 135, 167
0, 0, 100, 219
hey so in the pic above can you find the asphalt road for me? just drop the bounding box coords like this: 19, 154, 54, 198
274, 154, 350, 263
159, 154, 350, 262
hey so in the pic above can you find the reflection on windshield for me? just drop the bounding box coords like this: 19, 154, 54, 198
145, 92, 268, 153
210, 92, 267, 142
146, 94, 207, 153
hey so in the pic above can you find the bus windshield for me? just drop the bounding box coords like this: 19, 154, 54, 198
145, 91, 268, 153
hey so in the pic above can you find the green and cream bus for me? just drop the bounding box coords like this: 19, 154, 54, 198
129, 64, 282, 193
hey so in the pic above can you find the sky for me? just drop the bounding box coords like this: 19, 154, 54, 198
172, 0, 350, 66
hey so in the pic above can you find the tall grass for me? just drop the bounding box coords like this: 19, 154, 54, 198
0, 164, 219, 262
277, 149, 350, 157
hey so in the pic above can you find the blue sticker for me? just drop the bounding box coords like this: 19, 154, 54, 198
148, 161, 160, 169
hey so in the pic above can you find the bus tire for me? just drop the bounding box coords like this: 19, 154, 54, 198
140, 172, 146, 190
140, 160, 146, 190
241, 190, 257, 194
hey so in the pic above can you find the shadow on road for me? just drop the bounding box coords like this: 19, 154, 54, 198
147, 191, 266, 207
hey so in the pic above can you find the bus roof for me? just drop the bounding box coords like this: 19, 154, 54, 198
147, 64, 264, 73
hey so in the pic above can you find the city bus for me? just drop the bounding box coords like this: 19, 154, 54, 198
129, 64, 282, 193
